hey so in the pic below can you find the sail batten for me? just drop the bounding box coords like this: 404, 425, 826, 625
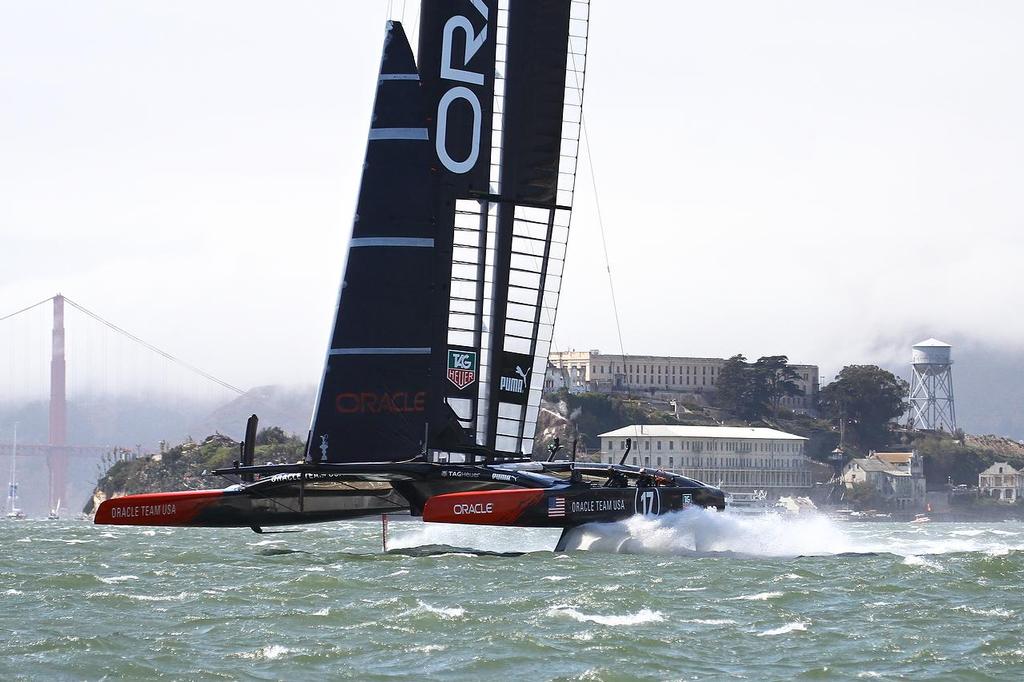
367, 128, 430, 140
328, 347, 432, 356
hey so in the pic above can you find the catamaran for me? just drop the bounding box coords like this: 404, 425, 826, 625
94, 1, 725, 548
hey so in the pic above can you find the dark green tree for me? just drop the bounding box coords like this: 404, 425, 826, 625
755, 355, 803, 414
716, 354, 751, 416
256, 426, 289, 446
715, 354, 770, 420
819, 365, 908, 451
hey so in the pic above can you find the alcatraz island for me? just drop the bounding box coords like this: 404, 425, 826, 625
86, 346, 1024, 522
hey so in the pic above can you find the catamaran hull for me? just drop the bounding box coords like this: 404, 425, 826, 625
94, 483, 407, 528
422, 485, 723, 528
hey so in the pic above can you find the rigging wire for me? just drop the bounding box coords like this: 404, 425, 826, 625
565, 3, 641, 463
579, 113, 628, 376
567, 7, 631, 403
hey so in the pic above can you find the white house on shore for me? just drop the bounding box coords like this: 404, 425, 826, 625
596, 425, 812, 492
841, 451, 927, 510
978, 463, 1024, 502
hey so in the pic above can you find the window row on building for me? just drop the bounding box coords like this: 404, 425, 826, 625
607, 438, 803, 454
547, 350, 819, 412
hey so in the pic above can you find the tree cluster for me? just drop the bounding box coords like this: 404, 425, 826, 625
818, 365, 908, 452
714, 354, 804, 421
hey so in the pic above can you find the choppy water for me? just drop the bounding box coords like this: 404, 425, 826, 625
3, 510, 1024, 680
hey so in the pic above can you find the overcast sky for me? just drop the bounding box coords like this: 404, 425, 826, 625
2, 0, 1022, 393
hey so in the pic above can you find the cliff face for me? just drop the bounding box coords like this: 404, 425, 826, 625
83, 431, 305, 514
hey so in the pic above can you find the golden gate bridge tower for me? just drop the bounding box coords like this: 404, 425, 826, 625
48, 294, 68, 513
1, 293, 246, 515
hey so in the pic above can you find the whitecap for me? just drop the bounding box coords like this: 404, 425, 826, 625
128, 591, 192, 602
98, 575, 139, 584
758, 621, 808, 637
4, 589, 23, 595
902, 555, 942, 571
385, 569, 409, 578
410, 644, 446, 653
237, 644, 291, 660
548, 605, 663, 626
954, 605, 1013, 618
312, 607, 330, 616
416, 601, 466, 619
729, 591, 784, 601
543, 575, 570, 582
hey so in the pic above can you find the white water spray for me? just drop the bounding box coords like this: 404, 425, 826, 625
562, 507, 857, 556
388, 508, 1024, 558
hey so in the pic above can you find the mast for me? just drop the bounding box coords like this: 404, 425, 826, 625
421, 0, 590, 460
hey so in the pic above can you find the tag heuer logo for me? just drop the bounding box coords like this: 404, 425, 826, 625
447, 349, 477, 390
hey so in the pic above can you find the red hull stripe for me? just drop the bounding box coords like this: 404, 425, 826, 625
423, 488, 546, 525
94, 490, 225, 526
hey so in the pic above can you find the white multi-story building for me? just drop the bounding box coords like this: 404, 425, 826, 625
841, 451, 927, 510
595, 425, 812, 492
549, 349, 818, 412
979, 462, 1024, 502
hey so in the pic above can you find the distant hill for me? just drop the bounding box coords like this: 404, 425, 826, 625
186, 385, 314, 442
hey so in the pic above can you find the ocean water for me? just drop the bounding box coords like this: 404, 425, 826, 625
3, 510, 1024, 680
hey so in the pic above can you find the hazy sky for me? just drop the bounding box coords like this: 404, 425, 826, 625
3, 1, 1022, 392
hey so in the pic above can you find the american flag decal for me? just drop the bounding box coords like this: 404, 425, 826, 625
548, 496, 566, 518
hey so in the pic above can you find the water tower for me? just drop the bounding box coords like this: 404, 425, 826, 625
909, 338, 956, 432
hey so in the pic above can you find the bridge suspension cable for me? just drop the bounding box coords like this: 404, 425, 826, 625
61, 297, 246, 396
0, 296, 54, 323
1, 294, 246, 397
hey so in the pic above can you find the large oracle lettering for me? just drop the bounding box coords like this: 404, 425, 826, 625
335, 391, 426, 414
436, 1, 489, 174
454, 502, 493, 515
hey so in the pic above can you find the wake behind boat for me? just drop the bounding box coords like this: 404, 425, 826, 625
94, 1, 725, 546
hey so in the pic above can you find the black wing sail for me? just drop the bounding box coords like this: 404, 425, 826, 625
420, 0, 590, 461
307, 22, 437, 463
